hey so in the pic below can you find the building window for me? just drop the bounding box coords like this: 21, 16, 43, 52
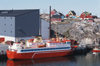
11, 17, 12, 19
11, 24, 12, 26
4, 17, 6, 19
11, 31, 12, 33
4, 24, 6, 26
4, 31, 6, 32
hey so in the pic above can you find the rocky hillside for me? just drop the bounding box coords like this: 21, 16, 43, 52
51, 19, 100, 45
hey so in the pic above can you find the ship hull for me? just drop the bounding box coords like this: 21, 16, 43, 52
7, 50, 72, 59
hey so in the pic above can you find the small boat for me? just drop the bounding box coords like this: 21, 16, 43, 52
7, 40, 72, 59
92, 47, 100, 52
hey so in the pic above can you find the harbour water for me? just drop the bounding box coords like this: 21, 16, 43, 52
0, 52, 100, 66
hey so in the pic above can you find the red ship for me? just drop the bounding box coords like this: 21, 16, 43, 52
7, 40, 72, 59
92, 47, 100, 52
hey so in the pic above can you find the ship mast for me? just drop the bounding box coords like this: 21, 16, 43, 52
49, 6, 51, 39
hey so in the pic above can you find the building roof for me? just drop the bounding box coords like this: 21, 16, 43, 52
0, 9, 39, 17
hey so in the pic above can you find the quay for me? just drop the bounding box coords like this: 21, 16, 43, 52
0, 44, 8, 59
72, 45, 93, 55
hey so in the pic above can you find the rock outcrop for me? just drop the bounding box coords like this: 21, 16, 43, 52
51, 20, 100, 45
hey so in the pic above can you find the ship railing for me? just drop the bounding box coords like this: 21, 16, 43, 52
8, 49, 17, 52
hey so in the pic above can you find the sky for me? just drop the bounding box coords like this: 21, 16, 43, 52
0, 0, 100, 17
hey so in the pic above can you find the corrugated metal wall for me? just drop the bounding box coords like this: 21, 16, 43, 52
15, 10, 40, 37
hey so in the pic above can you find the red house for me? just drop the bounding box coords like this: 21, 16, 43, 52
80, 12, 92, 19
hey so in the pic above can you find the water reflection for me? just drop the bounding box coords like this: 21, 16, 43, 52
74, 53, 100, 66
1, 53, 100, 66
0, 57, 7, 66
7, 56, 75, 66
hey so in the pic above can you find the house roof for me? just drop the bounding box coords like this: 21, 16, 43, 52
0, 9, 39, 17
70, 11, 76, 15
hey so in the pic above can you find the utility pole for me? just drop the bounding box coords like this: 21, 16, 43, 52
49, 6, 51, 39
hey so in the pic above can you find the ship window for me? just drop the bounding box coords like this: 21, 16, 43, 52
4, 31, 6, 32
4, 24, 6, 26
66, 42, 71, 44
4, 17, 6, 19
11, 17, 12, 19
1, 11, 8, 14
